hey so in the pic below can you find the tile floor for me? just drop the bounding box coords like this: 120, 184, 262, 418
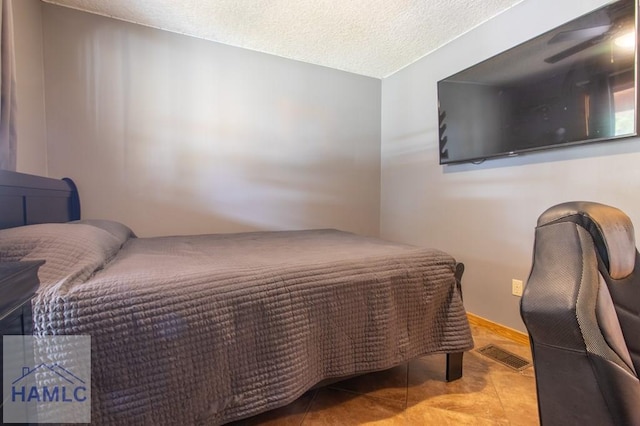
229, 324, 539, 425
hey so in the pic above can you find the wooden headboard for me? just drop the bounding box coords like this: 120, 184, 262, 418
0, 170, 80, 230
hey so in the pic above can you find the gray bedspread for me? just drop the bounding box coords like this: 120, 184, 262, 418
31, 228, 473, 425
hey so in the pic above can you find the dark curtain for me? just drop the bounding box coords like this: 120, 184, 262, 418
0, 0, 16, 171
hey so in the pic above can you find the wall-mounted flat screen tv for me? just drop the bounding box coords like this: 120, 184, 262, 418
438, 0, 637, 165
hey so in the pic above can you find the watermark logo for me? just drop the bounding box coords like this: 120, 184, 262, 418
11, 363, 88, 403
3, 336, 91, 423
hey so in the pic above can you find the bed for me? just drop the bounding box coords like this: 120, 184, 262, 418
0, 170, 474, 425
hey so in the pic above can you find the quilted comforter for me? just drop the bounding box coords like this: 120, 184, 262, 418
2, 222, 473, 425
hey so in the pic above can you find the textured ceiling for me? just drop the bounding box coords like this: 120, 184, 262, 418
42, 0, 524, 78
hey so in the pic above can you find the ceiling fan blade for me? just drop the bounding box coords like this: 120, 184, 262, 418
548, 25, 611, 44
544, 34, 606, 64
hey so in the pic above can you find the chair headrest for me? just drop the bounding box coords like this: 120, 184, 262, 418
538, 201, 636, 280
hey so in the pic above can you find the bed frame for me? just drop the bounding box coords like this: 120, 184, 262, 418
0, 169, 465, 381
0, 170, 80, 230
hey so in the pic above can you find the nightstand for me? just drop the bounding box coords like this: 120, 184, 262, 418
0, 261, 43, 324
1, 261, 44, 423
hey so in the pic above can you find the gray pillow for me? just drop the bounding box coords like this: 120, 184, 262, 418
70, 219, 136, 241
0, 223, 129, 289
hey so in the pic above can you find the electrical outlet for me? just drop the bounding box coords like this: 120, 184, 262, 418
512, 279, 523, 297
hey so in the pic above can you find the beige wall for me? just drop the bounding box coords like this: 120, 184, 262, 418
41, 4, 381, 237
381, 0, 640, 332
13, 0, 47, 175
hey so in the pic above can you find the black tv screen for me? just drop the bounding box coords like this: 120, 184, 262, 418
438, 0, 637, 165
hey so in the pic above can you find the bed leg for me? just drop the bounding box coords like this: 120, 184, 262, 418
446, 352, 464, 382
446, 263, 466, 381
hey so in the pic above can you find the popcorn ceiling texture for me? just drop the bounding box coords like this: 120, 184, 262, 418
42, 0, 523, 78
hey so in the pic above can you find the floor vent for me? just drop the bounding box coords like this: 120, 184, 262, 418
476, 344, 532, 371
